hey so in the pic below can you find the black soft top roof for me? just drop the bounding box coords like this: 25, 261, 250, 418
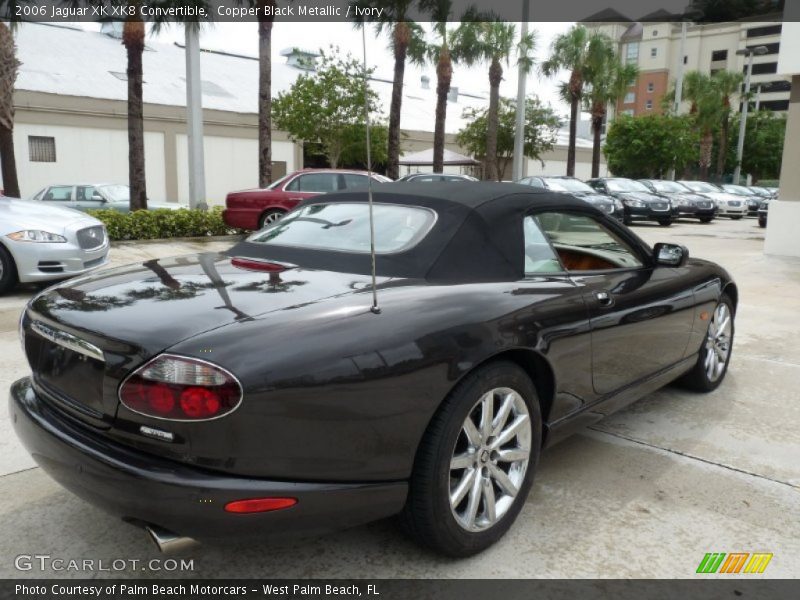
229, 182, 595, 282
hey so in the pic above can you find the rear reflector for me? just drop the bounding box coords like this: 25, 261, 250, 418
224, 497, 298, 514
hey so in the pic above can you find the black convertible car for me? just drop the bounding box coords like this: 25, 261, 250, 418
10, 183, 736, 557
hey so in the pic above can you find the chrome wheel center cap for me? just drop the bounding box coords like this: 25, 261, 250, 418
480, 450, 490, 464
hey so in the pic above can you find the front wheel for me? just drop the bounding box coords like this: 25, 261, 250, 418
0, 244, 18, 295
623, 214, 633, 226
731, 215, 743, 220
758, 217, 766, 228
658, 218, 672, 227
699, 217, 713, 223
678, 294, 734, 392
401, 361, 542, 557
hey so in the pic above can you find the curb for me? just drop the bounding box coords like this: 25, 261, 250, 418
111, 234, 245, 247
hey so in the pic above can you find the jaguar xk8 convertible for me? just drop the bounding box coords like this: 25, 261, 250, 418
10, 183, 737, 557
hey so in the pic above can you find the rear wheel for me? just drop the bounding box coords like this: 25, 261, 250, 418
0, 244, 18, 295
258, 209, 286, 229
402, 361, 542, 557
678, 294, 734, 392
658, 218, 672, 227
758, 217, 766, 228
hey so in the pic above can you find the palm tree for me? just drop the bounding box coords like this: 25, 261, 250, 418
712, 70, 743, 181
0, 21, 20, 198
410, 1, 456, 173
452, 21, 516, 181
257, 2, 275, 187
121, 18, 148, 211
684, 71, 723, 180
365, 1, 421, 180
541, 25, 609, 177
584, 48, 638, 178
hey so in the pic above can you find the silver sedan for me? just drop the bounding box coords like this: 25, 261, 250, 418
0, 196, 109, 294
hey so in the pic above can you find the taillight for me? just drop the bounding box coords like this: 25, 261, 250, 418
119, 354, 242, 421
224, 498, 297, 514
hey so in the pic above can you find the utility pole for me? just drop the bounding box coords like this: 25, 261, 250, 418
185, 25, 207, 211
733, 45, 768, 185
512, 0, 530, 182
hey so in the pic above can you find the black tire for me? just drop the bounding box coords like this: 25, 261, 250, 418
401, 360, 542, 557
0, 244, 18, 295
699, 217, 713, 223
258, 209, 286, 229
658, 218, 672, 227
758, 217, 766, 228
678, 293, 735, 392
623, 214, 633, 226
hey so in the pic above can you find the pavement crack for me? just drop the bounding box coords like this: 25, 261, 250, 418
0, 466, 39, 480
587, 426, 799, 491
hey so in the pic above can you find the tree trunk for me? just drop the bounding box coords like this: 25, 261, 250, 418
590, 108, 604, 179
258, 8, 274, 187
566, 70, 582, 177
123, 21, 147, 211
0, 22, 20, 198
485, 58, 502, 181
715, 115, 729, 182
432, 45, 452, 174
387, 22, 410, 181
699, 129, 713, 181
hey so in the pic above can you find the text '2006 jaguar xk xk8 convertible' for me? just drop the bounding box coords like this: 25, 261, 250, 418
10, 182, 736, 556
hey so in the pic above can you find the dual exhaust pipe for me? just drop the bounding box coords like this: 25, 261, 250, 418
145, 525, 199, 554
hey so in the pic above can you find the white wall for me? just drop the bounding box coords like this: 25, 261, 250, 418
778, 22, 800, 75
526, 157, 606, 180
176, 135, 297, 206
12, 124, 166, 201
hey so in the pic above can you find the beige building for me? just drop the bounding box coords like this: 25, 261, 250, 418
588, 20, 789, 117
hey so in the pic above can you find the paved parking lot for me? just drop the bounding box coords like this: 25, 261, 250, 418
1, 218, 798, 579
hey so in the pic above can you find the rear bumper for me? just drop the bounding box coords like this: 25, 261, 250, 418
9, 377, 408, 541
222, 208, 260, 231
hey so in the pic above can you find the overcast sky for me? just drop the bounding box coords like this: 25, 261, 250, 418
134, 21, 577, 119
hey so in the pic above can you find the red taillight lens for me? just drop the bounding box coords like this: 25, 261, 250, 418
119, 355, 242, 421
231, 257, 290, 272
224, 498, 297, 514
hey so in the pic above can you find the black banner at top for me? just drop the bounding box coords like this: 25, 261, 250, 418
0, 0, 790, 23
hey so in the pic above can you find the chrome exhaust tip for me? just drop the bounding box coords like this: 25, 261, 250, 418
145, 525, 199, 554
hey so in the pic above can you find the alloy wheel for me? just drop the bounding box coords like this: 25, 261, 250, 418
705, 303, 732, 382
449, 387, 531, 532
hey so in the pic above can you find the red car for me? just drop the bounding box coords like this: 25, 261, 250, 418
223, 169, 392, 230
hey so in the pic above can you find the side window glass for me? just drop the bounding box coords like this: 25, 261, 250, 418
523, 216, 564, 274
295, 173, 339, 193
342, 174, 369, 189
76, 186, 96, 201
535, 212, 643, 271
285, 176, 300, 192
43, 186, 72, 201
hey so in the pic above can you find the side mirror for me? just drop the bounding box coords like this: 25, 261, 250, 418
654, 243, 689, 267
91, 193, 105, 202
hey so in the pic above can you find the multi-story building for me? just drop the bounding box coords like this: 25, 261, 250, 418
587, 20, 789, 118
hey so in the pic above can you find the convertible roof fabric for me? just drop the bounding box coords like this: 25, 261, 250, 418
228, 182, 594, 282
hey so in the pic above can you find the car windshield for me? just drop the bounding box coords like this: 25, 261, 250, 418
606, 179, 649, 193
547, 178, 594, 193
723, 184, 755, 195
247, 203, 437, 254
97, 184, 129, 201
680, 181, 718, 193
651, 181, 687, 193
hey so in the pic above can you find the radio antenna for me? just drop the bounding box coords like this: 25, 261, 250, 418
361, 25, 381, 314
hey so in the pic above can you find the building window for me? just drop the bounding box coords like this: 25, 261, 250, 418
746, 25, 782, 38
683, 56, 688, 64
746, 42, 780, 55
711, 50, 728, 61
28, 136, 56, 163
645, 100, 653, 111
746, 62, 778, 76
624, 92, 636, 104
758, 99, 790, 112
650, 47, 658, 58
647, 82, 655, 93
625, 43, 639, 63
622, 109, 635, 117
652, 30, 658, 36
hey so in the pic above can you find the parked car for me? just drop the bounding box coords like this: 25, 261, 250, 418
677, 181, 748, 219
638, 179, 717, 223
11, 182, 737, 556
0, 196, 109, 294
223, 169, 392, 231
719, 184, 761, 215
749, 186, 776, 200
758, 199, 770, 228
586, 177, 674, 226
517, 176, 624, 221
395, 173, 478, 183
29, 184, 178, 213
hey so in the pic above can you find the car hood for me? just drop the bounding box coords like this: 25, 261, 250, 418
668, 192, 708, 203
571, 192, 614, 204
698, 192, 742, 203
0, 197, 99, 234
25, 252, 388, 356
614, 191, 666, 203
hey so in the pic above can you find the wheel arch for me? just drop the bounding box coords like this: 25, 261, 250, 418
722, 282, 739, 315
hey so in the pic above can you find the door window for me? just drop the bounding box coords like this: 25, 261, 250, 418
76, 186, 99, 202
534, 212, 643, 271
342, 174, 370, 189
287, 173, 340, 192
42, 186, 73, 201
523, 216, 564, 274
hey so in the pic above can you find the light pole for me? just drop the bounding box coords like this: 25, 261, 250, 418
733, 45, 768, 184
674, 21, 688, 114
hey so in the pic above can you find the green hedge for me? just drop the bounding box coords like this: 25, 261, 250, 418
87, 207, 242, 241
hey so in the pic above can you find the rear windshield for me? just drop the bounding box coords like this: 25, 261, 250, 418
247, 203, 437, 254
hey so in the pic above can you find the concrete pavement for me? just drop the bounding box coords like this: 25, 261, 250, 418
1, 219, 798, 579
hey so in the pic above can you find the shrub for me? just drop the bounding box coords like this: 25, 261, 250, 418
87, 207, 242, 241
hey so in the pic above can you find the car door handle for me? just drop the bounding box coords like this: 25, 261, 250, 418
595, 291, 614, 307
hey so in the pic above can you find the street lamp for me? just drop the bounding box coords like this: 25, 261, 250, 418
733, 45, 769, 184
